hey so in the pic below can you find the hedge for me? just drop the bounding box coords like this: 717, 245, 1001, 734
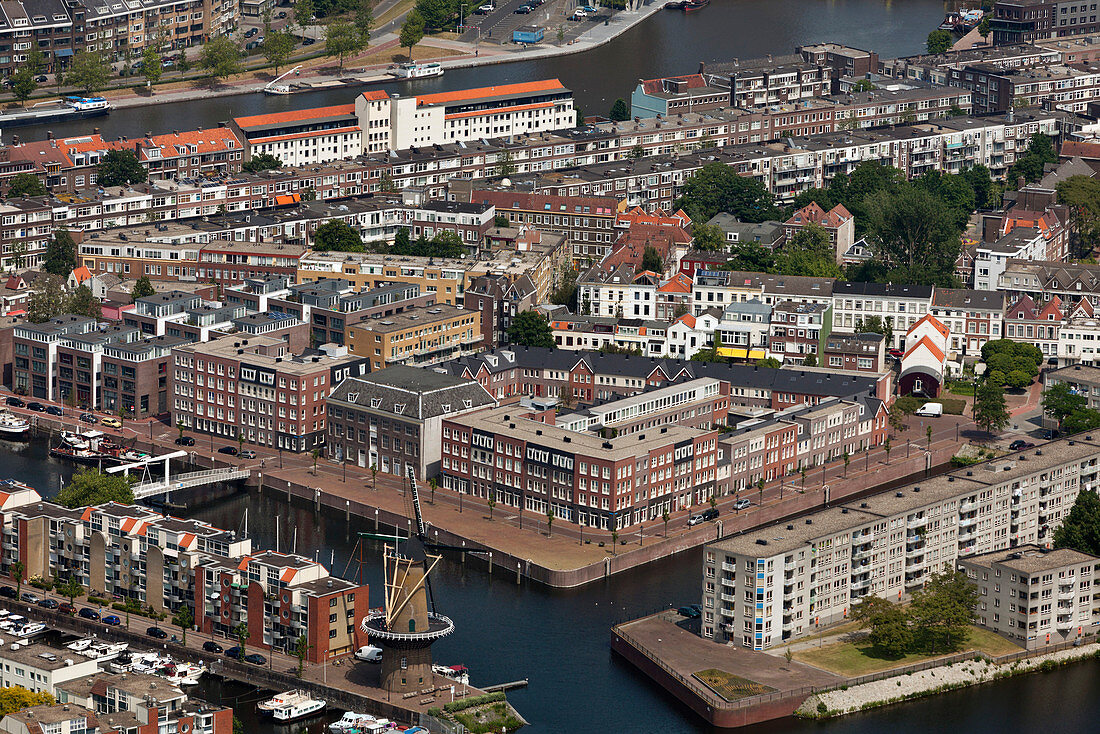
443, 691, 506, 713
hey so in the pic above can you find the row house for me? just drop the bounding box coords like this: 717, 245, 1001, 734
879, 44, 1062, 85
346, 304, 482, 372
930, 288, 1007, 358
702, 435, 1100, 647
998, 259, 1100, 307
555, 377, 730, 436
550, 314, 670, 356
991, 0, 1100, 45
832, 281, 935, 350
822, 332, 886, 372
769, 301, 832, 363
783, 201, 854, 264
463, 272, 537, 349
973, 208, 1068, 291
1058, 297, 1100, 364
948, 62, 1100, 113
1006, 294, 1065, 359
715, 299, 772, 361
630, 73, 731, 118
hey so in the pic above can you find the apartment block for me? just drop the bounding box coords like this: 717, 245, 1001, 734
991, 0, 1100, 45
554, 377, 730, 436
12, 315, 97, 401
959, 545, 1099, 649
442, 404, 720, 529
347, 304, 482, 371
930, 288, 1006, 358
700, 436, 1100, 648
831, 282, 934, 350
169, 336, 369, 452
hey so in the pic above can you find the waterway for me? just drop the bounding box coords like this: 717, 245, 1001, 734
16, 0, 952, 142
8, 434, 1100, 733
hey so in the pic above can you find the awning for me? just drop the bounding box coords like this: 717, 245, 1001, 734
747, 349, 766, 359
55, 49, 74, 57
274, 193, 300, 206
717, 347, 747, 359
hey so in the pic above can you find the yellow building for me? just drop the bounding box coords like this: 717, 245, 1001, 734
347, 304, 482, 371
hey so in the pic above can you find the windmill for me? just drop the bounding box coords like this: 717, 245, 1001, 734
358, 466, 486, 694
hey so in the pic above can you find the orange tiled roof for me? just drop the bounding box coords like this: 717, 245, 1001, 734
233, 104, 356, 129
417, 79, 567, 106
70, 266, 91, 283
640, 74, 708, 95
280, 568, 298, 583
904, 335, 946, 363
907, 313, 949, 339
360, 90, 390, 101
657, 272, 692, 293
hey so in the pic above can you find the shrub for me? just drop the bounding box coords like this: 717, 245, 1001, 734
443, 692, 507, 713
88, 595, 109, 605
816, 701, 828, 715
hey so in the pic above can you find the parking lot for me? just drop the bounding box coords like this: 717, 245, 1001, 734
460, 0, 612, 46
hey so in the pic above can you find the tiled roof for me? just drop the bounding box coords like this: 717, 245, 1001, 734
232, 104, 357, 129
417, 79, 567, 106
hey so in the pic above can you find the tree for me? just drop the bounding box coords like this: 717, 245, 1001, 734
243, 153, 284, 174
10, 561, 24, 598
325, 20, 364, 70
691, 223, 726, 252
864, 184, 961, 287
313, 220, 364, 252
843, 451, 850, 476
926, 29, 953, 54
1053, 489, 1100, 555
262, 31, 297, 74
889, 404, 907, 435
355, 0, 374, 39
973, 379, 1009, 436
802, 353, 817, 367
507, 310, 555, 349
10, 68, 36, 108
311, 448, 321, 475
640, 245, 663, 273
1042, 383, 1088, 430
1056, 175, 1100, 257
546, 507, 554, 538
978, 15, 991, 39
96, 149, 147, 187
487, 495, 495, 520
609, 98, 630, 121
296, 0, 315, 26
6, 172, 46, 198
55, 469, 136, 508
370, 463, 377, 491
26, 275, 68, 324
0, 687, 54, 715
43, 229, 76, 275
868, 604, 914, 658
173, 606, 193, 644
662, 509, 670, 536
855, 315, 893, 348
674, 162, 775, 224
1063, 408, 1100, 435
25, 47, 43, 75
199, 37, 243, 82
294, 634, 311, 677
67, 284, 102, 320
494, 214, 510, 228
67, 51, 110, 94
755, 357, 781, 368
141, 46, 162, 86
54, 576, 85, 605
235, 622, 248, 657
399, 10, 426, 59
884, 436, 892, 464
910, 566, 977, 654
776, 223, 843, 278
1004, 369, 1032, 390
926, 424, 933, 447
1009, 132, 1059, 185
130, 275, 156, 303
611, 529, 619, 554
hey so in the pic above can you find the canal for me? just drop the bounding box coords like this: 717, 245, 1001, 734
18, 0, 951, 142
8, 434, 1100, 733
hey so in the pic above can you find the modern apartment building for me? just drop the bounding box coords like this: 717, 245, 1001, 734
700, 436, 1100, 648
958, 545, 1099, 649
12, 315, 97, 401
169, 336, 369, 452
991, 0, 1100, 45
54, 672, 233, 734
441, 404, 720, 529
347, 304, 481, 372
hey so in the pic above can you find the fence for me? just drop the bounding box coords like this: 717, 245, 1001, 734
418, 712, 468, 734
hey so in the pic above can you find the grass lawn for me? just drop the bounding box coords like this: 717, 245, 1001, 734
792, 625, 1022, 676
358, 43, 469, 66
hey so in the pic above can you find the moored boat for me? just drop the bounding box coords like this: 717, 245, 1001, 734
0, 96, 110, 127
271, 698, 326, 723
683, 0, 708, 11
388, 62, 443, 79
0, 412, 30, 438
257, 689, 311, 716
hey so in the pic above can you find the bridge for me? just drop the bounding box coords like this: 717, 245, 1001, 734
105, 450, 251, 500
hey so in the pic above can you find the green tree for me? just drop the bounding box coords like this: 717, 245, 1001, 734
6, 172, 46, 198
242, 153, 284, 173
173, 606, 193, 644
855, 315, 893, 347
25, 47, 43, 75
141, 46, 163, 86
313, 220, 364, 252
852, 596, 912, 658
199, 37, 243, 82
777, 222, 843, 278
0, 687, 55, 715
674, 162, 775, 223
55, 469, 136, 508
910, 566, 977, 654
296, 0, 315, 26
130, 275, 156, 303
311, 448, 321, 475
727, 242, 775, 272
978, 15, 991, 39
802, 353, 817, 367
262, 31, 297, 74
926, 29, 953, 54
96, 149, 147, 187
26, 275, 68, 323
507, 310, 555, 349
1063, 408, 1100, 435
1009, 132, 1059, 184
399, 9, 426, 59
487, 495, 496, 520
294, 634, 311, 676
1056, 175, 1100, 257
1053, 489, 1100, 555
1042, 383, 1088, 430
413, 0, 455, 29
691, 223, 727, 252
325, 20, 365, 70
864, 183, 961, 287
755, 357, 780, 368
67, 51, 110, 94
10, 68, 36, 108
640, 245, 663, 273
1004, 369, 1032, 390
235, 622, 248, 657
609, 98, 630, 121
54, 576, 85, 605
10, 561, 24, 598
546, 507, 554, 538
973, 379, 1009, 436
43, 229, 77, 275
355, 0, 374, 39
66, 284, 102, 320
662, 509, 670, 535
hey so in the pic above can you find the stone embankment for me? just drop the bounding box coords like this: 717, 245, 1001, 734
798, 643, 1100, 718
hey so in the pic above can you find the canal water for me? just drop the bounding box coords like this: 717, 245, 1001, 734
9, 434, 1100, 733
18, 0, 951, 142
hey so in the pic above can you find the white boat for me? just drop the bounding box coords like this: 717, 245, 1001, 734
263, 84, 293, 95
257, 689, 311, 716
159, 661, 204, 686
433, 664, 470, 685
0, 615, 26, 631
329, 712, 379, 733
272, 698, 326, 723
13, 622, 46, 636
60, 431, 90, 450
389, 62, 444, 79
109, 653, 133, 673
82, 641, 127, 660
0, 412, 29, 438
130, 652, 170, 674
66, 638, 93, 651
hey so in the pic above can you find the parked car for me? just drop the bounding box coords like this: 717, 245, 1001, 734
302, 37, 315, 45
476, 2, 494, 12
33, 74, 47, 82
734, 498, 751, 510
1009, 439, 1036, 451
0, 586, 16, 598
224, 646, 242, 659
354, 645, 382, 662
37, 598, 58, 609
5, 397, 24, 407
243, 653, 267, 665
238, 450, 257, 459
19, 592, 39, 604
26, 402, 46, 412
45, 406, 63, 416
914, 402, 943, 418
701, 508, 719, 521
103, 615, 122, 626
202, 641, 223, 653
79, 413, 97, 424
175, 436, 195, 446
688, 508, 719, 525
570, 9, 587, 18
58, 603, 75, 615
79, 608, 100, 621
887, 348, 903, 359
244, 28, 257, 37
514, 4, 532, 12
101, 417, 122, 429
677, 605, 701, 618
146, 626, 168, 639
218, 446, 238, 456
687, 513, 706, 526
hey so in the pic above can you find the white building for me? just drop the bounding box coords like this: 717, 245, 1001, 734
832, 281, 935, 350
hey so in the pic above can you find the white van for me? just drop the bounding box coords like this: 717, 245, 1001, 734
914, 402, 943, 417
354, 645, 382, 663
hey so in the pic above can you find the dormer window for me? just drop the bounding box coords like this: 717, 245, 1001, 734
370, 397, 382, 408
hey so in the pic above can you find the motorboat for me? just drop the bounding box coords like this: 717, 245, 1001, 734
389, 62, 443, 79
257, 689, 311, 716
432, 664, 470, 685
12, 622, 46, 636
159, 661, 204, 686
272, 697, 326, 723
0, 412, 30, 438
66, 638, 94, 652
0, 615, 26, 631
329, 712, 380, 733
60, 431, 90, 449
109, 653, 134, 673
263, 84, 293, 95
0, 96, 110, 127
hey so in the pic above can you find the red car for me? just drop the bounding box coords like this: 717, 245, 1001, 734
888, 348, 903, 359
58, 603, 76, 615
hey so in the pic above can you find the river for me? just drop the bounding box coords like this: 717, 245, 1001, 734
17, 0, 952, 142
7, 433, 1100, 733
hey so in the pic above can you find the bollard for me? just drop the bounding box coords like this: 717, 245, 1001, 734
461, 540, 466, 564
488, 551, 493, 575
315, 488, 321, 511
345, 499, 350, 521
516, 562, 521, 585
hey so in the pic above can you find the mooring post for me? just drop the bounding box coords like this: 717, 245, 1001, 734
345, 499, 350, 521
516, 562, 521, 585
488, 551, 493, 575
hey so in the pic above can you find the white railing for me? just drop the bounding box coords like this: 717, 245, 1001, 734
132, 467, 250, 499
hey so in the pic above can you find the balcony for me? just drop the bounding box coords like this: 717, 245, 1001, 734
907, 558, 926, 572
1059, 587, 1076, 600
852, 546, 874, 561
904, 574, 925, 588
906, 545, 926, 558
720, 592, 736, 603
1057, 615, 1074, 629
907, 516, 927, 529
959, 515, 977, 528
722, 562, 736, 572
850, 577, 871, 591
960, 501, 976, 512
